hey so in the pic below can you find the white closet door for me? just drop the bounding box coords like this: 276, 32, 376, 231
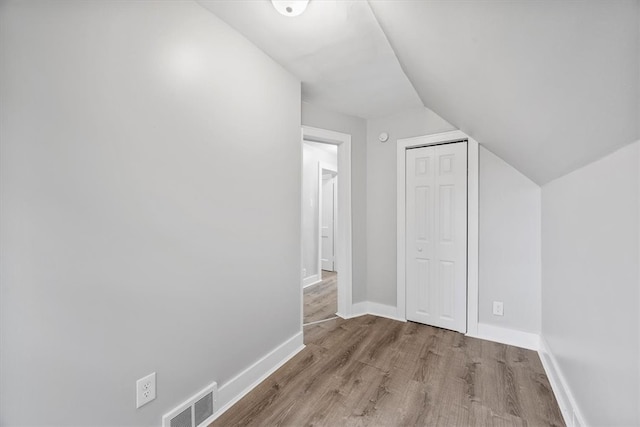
406, 142, 467, 333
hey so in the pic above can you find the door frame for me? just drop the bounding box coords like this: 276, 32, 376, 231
319, 165, 337, 273
302, 126, 353, 319
396, 130, 479, 335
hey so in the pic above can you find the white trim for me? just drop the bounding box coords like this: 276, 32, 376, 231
637, 140, 640, 425
302, 274, 321, 288
367, 302, 407, 322
303, 126, 353, 319
538, 337, 586, 427
299, 128, 305, 330
396, 130, 480, 334
346, 301, 368, 319
467, 139, 479, 336
467, 323, 539, 351
207, 332, 305, 424
333, 175, 338, 271
315, 162, 322, 283
340, 301, 406, 322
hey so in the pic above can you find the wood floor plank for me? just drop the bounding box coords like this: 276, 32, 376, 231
210, 316, 565, 427
303, 271, 337, 324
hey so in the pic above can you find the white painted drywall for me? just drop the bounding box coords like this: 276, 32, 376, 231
301, 102, 368, 303
542, 141, 640, 426
301, 141, 337, 283
0, 1, 301, 425
479, 147, 541, 333
366, 107, 456, 305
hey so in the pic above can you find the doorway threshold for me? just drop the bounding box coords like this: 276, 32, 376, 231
303, 316, 340, 327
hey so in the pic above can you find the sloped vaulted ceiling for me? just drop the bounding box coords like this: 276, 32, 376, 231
201, 0, 639, 184
198, 0, 423, 119
369, 0, 640, 184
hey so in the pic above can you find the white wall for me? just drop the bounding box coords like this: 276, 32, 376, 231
0, 1, 301, 425
366, 107, 456, 305
479, 147, 541, 333
301, 102, 368, 302
541, 141, 639, 426
301, 142, 337, 283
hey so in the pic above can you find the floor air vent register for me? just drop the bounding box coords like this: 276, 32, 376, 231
162, 382, 217, 427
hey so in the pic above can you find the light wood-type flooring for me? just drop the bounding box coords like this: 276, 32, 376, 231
210, 314, 565, 427
303, 270, 337, 325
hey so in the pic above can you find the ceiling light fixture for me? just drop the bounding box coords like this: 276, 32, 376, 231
271, 0, 309, 17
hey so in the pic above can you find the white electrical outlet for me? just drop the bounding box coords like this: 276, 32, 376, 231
493, 301, 504, 316
136, 372, 156, 408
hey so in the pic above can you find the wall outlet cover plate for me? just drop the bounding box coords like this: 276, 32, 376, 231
136, 372, 157, 408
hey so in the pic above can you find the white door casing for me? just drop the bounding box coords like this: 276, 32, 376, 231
405, 142, 467, 333
397, 130, 479, 336
321, 173, 337, 271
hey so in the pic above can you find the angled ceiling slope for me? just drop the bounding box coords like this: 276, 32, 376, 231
198, 0, 422, 119
370, 0, 640, 184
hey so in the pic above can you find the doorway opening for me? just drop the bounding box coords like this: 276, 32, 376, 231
302, 154, 338, 325
301, 126, 352, 329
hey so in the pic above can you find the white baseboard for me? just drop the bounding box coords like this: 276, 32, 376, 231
468, 323, 539, 351
302, 274, 321, 288
351, 301, 369, 317
538, 337, 586, 427
340, 301, 367, 319
208, 332, 304, 423
367, 302, 406, 322
348, 308, 538, 349
342, 301, 405, 322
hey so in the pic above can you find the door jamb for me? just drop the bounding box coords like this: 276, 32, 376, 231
396, 130, 479, 335
302, 126, 353, 319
